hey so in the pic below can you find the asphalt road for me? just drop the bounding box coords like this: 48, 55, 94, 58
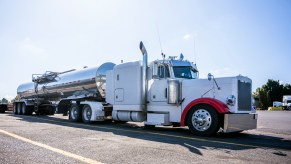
0, 110, 290, 164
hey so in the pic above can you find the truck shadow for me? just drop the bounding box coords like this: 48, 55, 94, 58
9, 113, 291, 156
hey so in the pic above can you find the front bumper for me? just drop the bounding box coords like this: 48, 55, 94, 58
223, 113, 258, 133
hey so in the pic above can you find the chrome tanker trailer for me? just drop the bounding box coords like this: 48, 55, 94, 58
14, 62, 115, 116
14, 42, 257, 136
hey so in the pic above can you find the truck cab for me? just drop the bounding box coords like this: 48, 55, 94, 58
282, 95, 291, 110
146, 53, 257, 135
146, 56, 198, 125
107, 43, 257, 136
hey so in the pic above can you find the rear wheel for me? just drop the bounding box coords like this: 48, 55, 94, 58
17, 103, 22, 115
82, 105, 92, 124
21, 103, 27, 115
13, 104, 18, 114
187, 104, 220, 136
69, 104, 82, 122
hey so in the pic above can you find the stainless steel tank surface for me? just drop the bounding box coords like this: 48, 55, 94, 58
17, 62, 116, 100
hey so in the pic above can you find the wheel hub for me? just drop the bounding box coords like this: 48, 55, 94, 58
83, 106, 91, 121
192, 109, 212, 131
86, 110, 91, 120
71, 107, 77, 119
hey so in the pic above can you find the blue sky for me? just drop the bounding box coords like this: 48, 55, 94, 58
0, 0, 290, 101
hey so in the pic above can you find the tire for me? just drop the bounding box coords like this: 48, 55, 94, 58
82, 105, 92, 124
21, 103, 27, 115
187, 104, 220, 136
17, 103, 23, 115
69, 104, 82, 122
13, 104, 18, 114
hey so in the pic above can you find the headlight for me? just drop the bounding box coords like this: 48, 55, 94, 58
226, 95, 236, 106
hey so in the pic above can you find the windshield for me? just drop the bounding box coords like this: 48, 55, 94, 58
173, 66, 198, 79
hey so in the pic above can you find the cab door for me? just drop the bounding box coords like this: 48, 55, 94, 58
150, 64, 170, 102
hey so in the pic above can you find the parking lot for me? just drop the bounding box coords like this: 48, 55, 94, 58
0, 110, 290, 164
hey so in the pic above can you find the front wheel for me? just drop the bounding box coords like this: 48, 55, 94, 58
187, 105, 220, 136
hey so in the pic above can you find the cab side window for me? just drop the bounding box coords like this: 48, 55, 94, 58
158, 64, 170, 78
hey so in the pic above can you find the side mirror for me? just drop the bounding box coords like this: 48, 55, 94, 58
207, 73, 213, 81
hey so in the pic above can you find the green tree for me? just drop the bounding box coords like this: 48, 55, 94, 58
255, 79, 289, 109
256, 87, 269, 109
283, 84, 291, 95
11, 95, 20, 103
1, 98, 8, 104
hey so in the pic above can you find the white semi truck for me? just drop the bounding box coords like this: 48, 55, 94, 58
14, 42, 257, 136
282, 95, 291, 110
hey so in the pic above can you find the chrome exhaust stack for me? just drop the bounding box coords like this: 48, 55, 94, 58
139, 41, 148, 111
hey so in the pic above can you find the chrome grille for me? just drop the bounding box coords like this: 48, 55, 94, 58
237, 80, 252, 111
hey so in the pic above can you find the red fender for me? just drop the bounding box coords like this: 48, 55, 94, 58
180, 98, 229, 126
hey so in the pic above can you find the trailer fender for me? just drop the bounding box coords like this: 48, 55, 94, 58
180, 98, 229, 126
80, 101, 104, 121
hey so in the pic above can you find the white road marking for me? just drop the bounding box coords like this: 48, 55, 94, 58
0, 129, 103, 164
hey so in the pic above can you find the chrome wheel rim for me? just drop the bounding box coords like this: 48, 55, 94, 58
22, 104, 26, 114
83, 106, 91, 121
17, 104, 21, 114
192, 109, 212, 131
71, 106, 78, 120
13, 105, 17, 113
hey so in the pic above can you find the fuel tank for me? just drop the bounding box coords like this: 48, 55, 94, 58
17, 62, 115, 101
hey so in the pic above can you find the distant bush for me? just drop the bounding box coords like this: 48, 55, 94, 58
267, 107, 283, 111
256, 107, 262, 111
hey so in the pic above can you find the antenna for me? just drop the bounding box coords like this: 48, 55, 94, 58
194, 37, 197, 65
156, 24, 165, 60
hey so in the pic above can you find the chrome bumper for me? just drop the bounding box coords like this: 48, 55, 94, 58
223, 113, 258, 133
